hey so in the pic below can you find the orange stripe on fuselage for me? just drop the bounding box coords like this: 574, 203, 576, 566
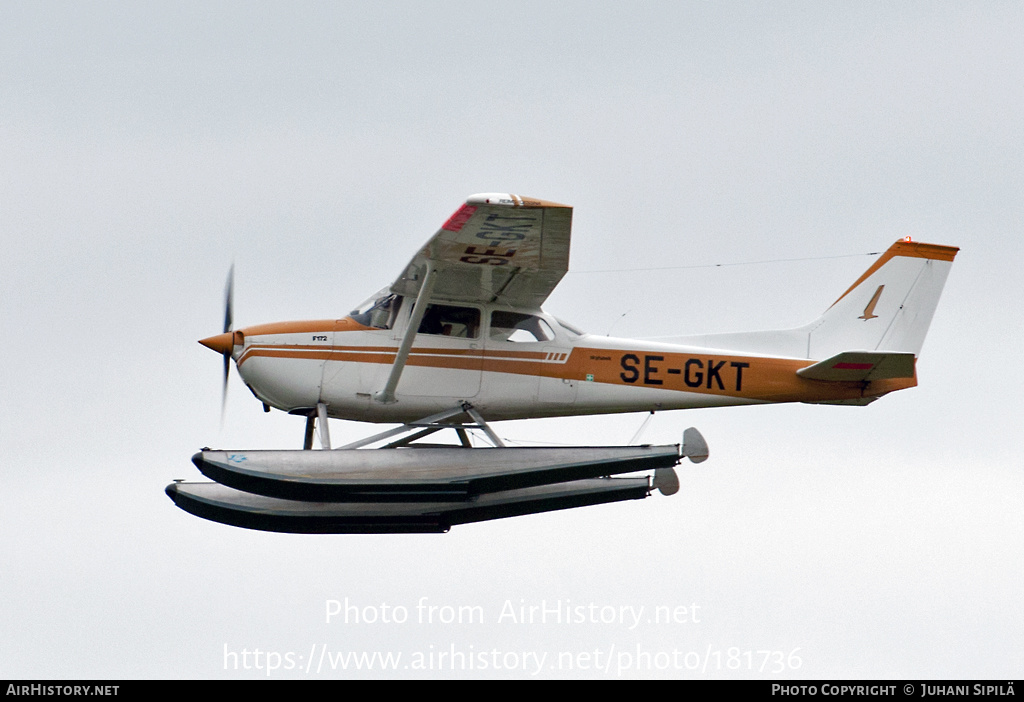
239, 318, 373, 337
237, 344, 548, 369
577, 349, 914, 402
237, 341, 914, 403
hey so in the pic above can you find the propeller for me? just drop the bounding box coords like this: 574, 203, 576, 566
198, 264, 237, 422
221, 264, 234, 413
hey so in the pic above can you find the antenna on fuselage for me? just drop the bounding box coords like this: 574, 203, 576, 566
606, 309, 630, 336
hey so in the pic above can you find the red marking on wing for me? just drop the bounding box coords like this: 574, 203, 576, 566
442, 204, 478, 232
833, 362, 874, 370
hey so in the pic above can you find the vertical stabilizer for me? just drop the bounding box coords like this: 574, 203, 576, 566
803, 240, 958, 359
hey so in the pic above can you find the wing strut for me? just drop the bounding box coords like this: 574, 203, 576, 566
374, 261, 438, 405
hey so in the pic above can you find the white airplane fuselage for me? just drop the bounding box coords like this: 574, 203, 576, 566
198, 191, 956, 431
223, 303, 915, 425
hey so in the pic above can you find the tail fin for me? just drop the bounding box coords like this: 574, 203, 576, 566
803, 239, 958, 359
670, 239, 958, 362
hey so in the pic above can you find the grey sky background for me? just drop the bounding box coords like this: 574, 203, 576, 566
2, 1, 1022, 679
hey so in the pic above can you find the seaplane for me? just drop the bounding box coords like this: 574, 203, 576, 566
165, 193, 958, 534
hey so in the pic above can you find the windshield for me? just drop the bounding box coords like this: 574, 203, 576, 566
349, 289, 403, 329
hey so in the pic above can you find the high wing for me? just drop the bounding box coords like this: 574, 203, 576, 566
390, 193, 572, 309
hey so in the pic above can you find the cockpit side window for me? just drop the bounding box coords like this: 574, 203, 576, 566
418, 304, 480, 338
490, 311, 554, 343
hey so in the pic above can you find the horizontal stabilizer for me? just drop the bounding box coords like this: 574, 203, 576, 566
192, 445, 680, 503
796, 351, 916, 382
165, 478, 651, 534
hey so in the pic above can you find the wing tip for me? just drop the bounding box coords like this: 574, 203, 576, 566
466, 193, 571, 208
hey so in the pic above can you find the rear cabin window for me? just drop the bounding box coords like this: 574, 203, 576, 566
490, 311, 554, 343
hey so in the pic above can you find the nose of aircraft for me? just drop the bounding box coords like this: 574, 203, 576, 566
199, 331, 236, 355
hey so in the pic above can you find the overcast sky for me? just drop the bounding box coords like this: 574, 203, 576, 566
2, 1, 1022, 679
